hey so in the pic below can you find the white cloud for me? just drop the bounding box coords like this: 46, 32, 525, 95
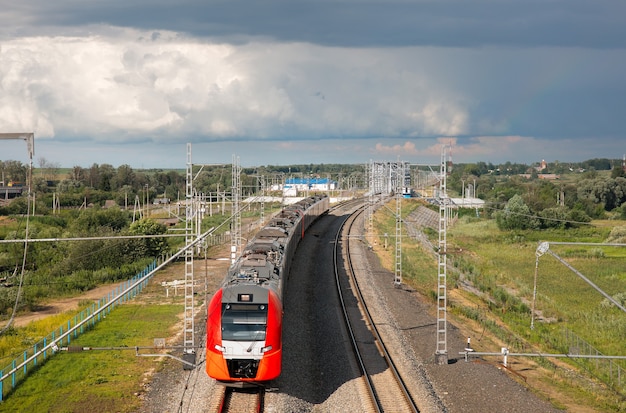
0, 28, 473, 144
1, 23, 625, 168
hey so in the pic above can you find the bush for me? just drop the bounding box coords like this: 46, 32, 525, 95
606, 226, 626, 243
495, 194, 540, 230
539, 207, 570, 229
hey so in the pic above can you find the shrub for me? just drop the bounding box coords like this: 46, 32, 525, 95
495, 195, 540, 230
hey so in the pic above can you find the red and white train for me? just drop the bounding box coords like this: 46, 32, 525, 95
206, 194, 329, 386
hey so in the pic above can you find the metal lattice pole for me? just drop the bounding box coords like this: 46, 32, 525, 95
435, 145, 450, 364
367, 161, 374, 234
260, 175, 265, 226
183, 143, 196, 368
394, 161, 403, 286
230, 155, 242, 264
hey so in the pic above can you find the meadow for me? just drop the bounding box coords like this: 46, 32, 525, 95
0, 286, 183, 413
1, 195, 625, 411
373, 199, 626, 412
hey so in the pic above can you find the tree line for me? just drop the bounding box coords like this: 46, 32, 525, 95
1, 156, 625, 318
446, 158, 626, 229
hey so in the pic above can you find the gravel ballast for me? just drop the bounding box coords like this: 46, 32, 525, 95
138, 206, 565, 412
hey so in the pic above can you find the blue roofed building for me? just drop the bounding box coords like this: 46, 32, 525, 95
283, 177, 337, 192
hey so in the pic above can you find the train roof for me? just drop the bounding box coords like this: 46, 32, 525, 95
220, 283, 272, 304
256, 226, 289, 238
218, 194, 328, 299
226, 239, 283, 285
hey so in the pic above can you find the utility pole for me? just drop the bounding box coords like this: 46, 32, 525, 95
435, 144, 451, 365
230, 155, 242, 264
394, 160, 403, 286
183, 143, 195, 369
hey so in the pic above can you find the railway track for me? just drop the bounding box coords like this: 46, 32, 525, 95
216, 386, 265, 413
333, 205, 420, 413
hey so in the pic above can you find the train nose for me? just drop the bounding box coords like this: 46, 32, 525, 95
222, 341, 264, 356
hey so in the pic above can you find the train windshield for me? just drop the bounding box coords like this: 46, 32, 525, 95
221, 303, 267, 341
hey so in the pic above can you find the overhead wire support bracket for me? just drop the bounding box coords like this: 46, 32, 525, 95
0, 133, 34, 159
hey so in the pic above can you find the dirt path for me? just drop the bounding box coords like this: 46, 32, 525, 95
10, 242, 233, 329
11, 282, 126, 328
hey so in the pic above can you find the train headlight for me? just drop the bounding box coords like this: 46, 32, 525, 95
214, 345, 225, 352
261, 345, 272, 353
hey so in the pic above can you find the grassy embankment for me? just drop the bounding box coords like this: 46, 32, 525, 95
372, 198, 626, 412
0, 206, 268, 412
0, 268, 188, 413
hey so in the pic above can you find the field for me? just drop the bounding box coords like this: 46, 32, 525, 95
372, 199, 626, 412
1, 198, 625, 411
0, 259, 209, 413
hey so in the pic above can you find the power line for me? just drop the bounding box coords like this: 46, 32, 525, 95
0, 233, 185, 244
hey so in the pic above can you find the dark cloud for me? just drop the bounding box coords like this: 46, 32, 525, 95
2, 0, 626, 167
11, 0, 626, 49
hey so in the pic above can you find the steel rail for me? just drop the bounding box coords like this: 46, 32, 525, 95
332, 203, 381, 412
343, 206, 420, 413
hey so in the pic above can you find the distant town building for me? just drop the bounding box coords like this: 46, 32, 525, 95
286, 177, 337, 191
533, 159, 548, 172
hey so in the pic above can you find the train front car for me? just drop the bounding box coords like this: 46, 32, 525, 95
206, 195, 328, 386
206, 240, 285, 386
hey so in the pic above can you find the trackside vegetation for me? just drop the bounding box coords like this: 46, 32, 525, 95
0, 209, 170, 316
1, 157, 626, 410
0, 302, 182, 413
373, 198, 626, 412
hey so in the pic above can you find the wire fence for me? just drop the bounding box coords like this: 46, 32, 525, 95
0, 260, 157, 401
0, 229, 253, 401
559, 327, 625, 396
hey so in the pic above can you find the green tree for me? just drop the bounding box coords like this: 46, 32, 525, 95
524, 180, 558, 212
125, 219, 168, 258
611, 166, 625, 179
582, 158, 612, 171
537, 206, 589, 229
98, 164, 115, 191
0, 160, 28, 184
71, 207, 129, 233
112, 164, 136, 189
70, 165, 87, 183
495, 194, 540, 230
577, 176, 625, 211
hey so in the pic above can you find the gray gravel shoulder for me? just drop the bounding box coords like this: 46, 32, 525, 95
136, 208, 564, 413
354, 232, 565, 413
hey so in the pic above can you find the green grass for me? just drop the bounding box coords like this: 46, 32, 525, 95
0, 309, 90, 365
374, 199, 626, 411
0, 303, 181, 413
447, 220, 626, 355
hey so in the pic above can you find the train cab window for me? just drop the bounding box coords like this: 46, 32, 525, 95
221, 303, 268, 341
